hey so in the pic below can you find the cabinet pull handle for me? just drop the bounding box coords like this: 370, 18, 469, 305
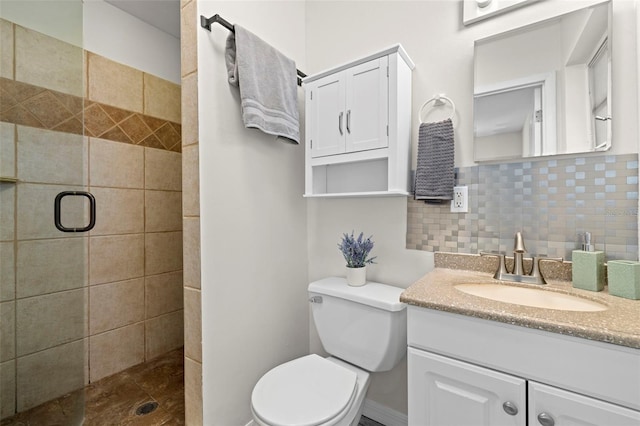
346, 109, 351, 133
338, 112, 344, 135
537, 412, 555, 426
502, 401, 518, 416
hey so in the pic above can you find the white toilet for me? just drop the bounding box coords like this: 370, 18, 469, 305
251, 277, 407, 426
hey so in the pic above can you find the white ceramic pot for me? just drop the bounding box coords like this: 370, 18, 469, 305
346, 266, 367, 286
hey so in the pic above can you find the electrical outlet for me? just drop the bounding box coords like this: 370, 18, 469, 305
451, 186, 468, 213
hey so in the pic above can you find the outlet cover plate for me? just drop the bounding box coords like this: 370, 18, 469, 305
451, 186, 468, 213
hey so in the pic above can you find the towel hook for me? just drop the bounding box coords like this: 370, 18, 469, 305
419, 94, 456, 123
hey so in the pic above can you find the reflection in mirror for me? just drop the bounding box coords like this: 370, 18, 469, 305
474, 1, 611, 162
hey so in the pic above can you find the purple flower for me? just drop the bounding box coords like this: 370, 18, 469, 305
338, 231, 376, 268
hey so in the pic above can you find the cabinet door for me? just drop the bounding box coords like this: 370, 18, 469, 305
408, 348, 526, 426
345, 57, 389, 153
529, 382, 640, 426
308, 72, 346, 158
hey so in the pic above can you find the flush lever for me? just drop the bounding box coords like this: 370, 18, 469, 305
309, 296, 323, 304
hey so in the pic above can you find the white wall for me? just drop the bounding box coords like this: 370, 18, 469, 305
305, 0, 638, 417
197, 1, 309, 424
83, 0, 180, 83
0, 0, 82, 46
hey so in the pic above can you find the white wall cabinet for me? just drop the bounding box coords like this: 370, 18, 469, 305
408, 307, 640, 426
303, 45, 414, 197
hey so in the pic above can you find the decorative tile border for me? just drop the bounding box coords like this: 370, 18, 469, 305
407, 154, 639, 261
0, 77, 181, 152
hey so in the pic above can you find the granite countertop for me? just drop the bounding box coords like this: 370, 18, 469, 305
401, 259, 640, 350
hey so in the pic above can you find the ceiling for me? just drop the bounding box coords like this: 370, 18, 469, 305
104, 0, 180, 38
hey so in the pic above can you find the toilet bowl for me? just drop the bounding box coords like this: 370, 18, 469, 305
251, 355, 370, 426
250, 277, 407, 426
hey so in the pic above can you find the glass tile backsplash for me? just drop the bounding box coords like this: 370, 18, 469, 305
407, 154, 639, 261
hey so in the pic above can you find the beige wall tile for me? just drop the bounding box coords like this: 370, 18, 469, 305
145, 231, 183, 275
17, 183, 86, 240
180, 2, 196, 77
144, 73, 181, 123
1, 301, 15, 362
16, 289, 86, 356
1, 360, 15, 419
145, 310, 183, 360
90, 188, 144, 236
1, 122, 16, 178
182, 144, 199, 216
89, 234, 144, 285
184, 288, 201, 362
16, 339, 86, 412
0, 184, 15, 241
15, 26, 83, 97
16, 238, 87, 298
184, 357, 202, 426
145, 190, 182, 232
181, 73, 198, 146
145, 147, 181, 191
89, 323, 144, 382
0, 242, 15, 301
89, 278, 144, 335
87, 53, 143, 113
183, 217, 201, 290
89, 137, 144, 189
146, 271, 183, 318
17, 126, 87, 185
1, 19, 14, 80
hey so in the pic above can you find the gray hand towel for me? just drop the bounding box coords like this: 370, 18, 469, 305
225, 25, 300, 144
414, 119, 455, 201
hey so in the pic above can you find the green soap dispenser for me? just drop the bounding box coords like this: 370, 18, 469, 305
572, 232, 605, 291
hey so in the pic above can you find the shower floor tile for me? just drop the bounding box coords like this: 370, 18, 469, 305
1, 348, 184, 426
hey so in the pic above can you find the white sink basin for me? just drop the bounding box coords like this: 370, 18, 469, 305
455, 283, 608, 312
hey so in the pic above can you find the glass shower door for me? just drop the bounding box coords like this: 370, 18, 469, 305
1, 1, 87, 423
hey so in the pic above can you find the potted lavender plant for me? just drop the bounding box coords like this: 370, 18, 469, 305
338, 231, 376, 286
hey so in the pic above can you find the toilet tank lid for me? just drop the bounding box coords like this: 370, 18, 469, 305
308, 277, 406, 312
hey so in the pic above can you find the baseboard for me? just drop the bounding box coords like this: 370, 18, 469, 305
362, 398, 408, 426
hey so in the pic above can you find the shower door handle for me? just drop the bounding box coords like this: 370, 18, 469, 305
54, 191, 96, 232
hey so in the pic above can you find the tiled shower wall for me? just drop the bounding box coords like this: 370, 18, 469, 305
407, 154, 639, 262
180, 0, 203, 424
0, 20, 183, 418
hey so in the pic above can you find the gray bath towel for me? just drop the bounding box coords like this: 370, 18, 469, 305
225, 25, 300, 144
414, 119, 454, 201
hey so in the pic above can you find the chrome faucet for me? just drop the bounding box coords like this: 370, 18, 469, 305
481, 232, 563, 285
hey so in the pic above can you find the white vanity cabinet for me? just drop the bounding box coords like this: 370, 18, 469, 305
408, 306, 640, 426
303, 45, 414, 197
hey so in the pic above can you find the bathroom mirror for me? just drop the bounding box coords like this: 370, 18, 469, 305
473, 1, 612, 162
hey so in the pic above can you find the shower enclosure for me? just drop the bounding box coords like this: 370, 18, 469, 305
1, 1, 184, 421
1, 1, 87, 421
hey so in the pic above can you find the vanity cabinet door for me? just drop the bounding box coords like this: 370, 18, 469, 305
408, 348, 526, 426
529, 382, 640, 426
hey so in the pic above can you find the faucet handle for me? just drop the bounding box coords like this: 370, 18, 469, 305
481, 252, 509, 279
531, 256, 563, 284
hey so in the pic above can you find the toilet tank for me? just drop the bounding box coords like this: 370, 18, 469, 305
308, 277, 407, 372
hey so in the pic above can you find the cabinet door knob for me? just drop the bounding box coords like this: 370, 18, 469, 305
338, 112, 344, 135
502, 401, 518, 416
346, 109, 351, 133
537, 412, 555, 426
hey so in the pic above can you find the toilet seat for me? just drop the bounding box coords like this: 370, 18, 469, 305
251, 354, 358, 426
